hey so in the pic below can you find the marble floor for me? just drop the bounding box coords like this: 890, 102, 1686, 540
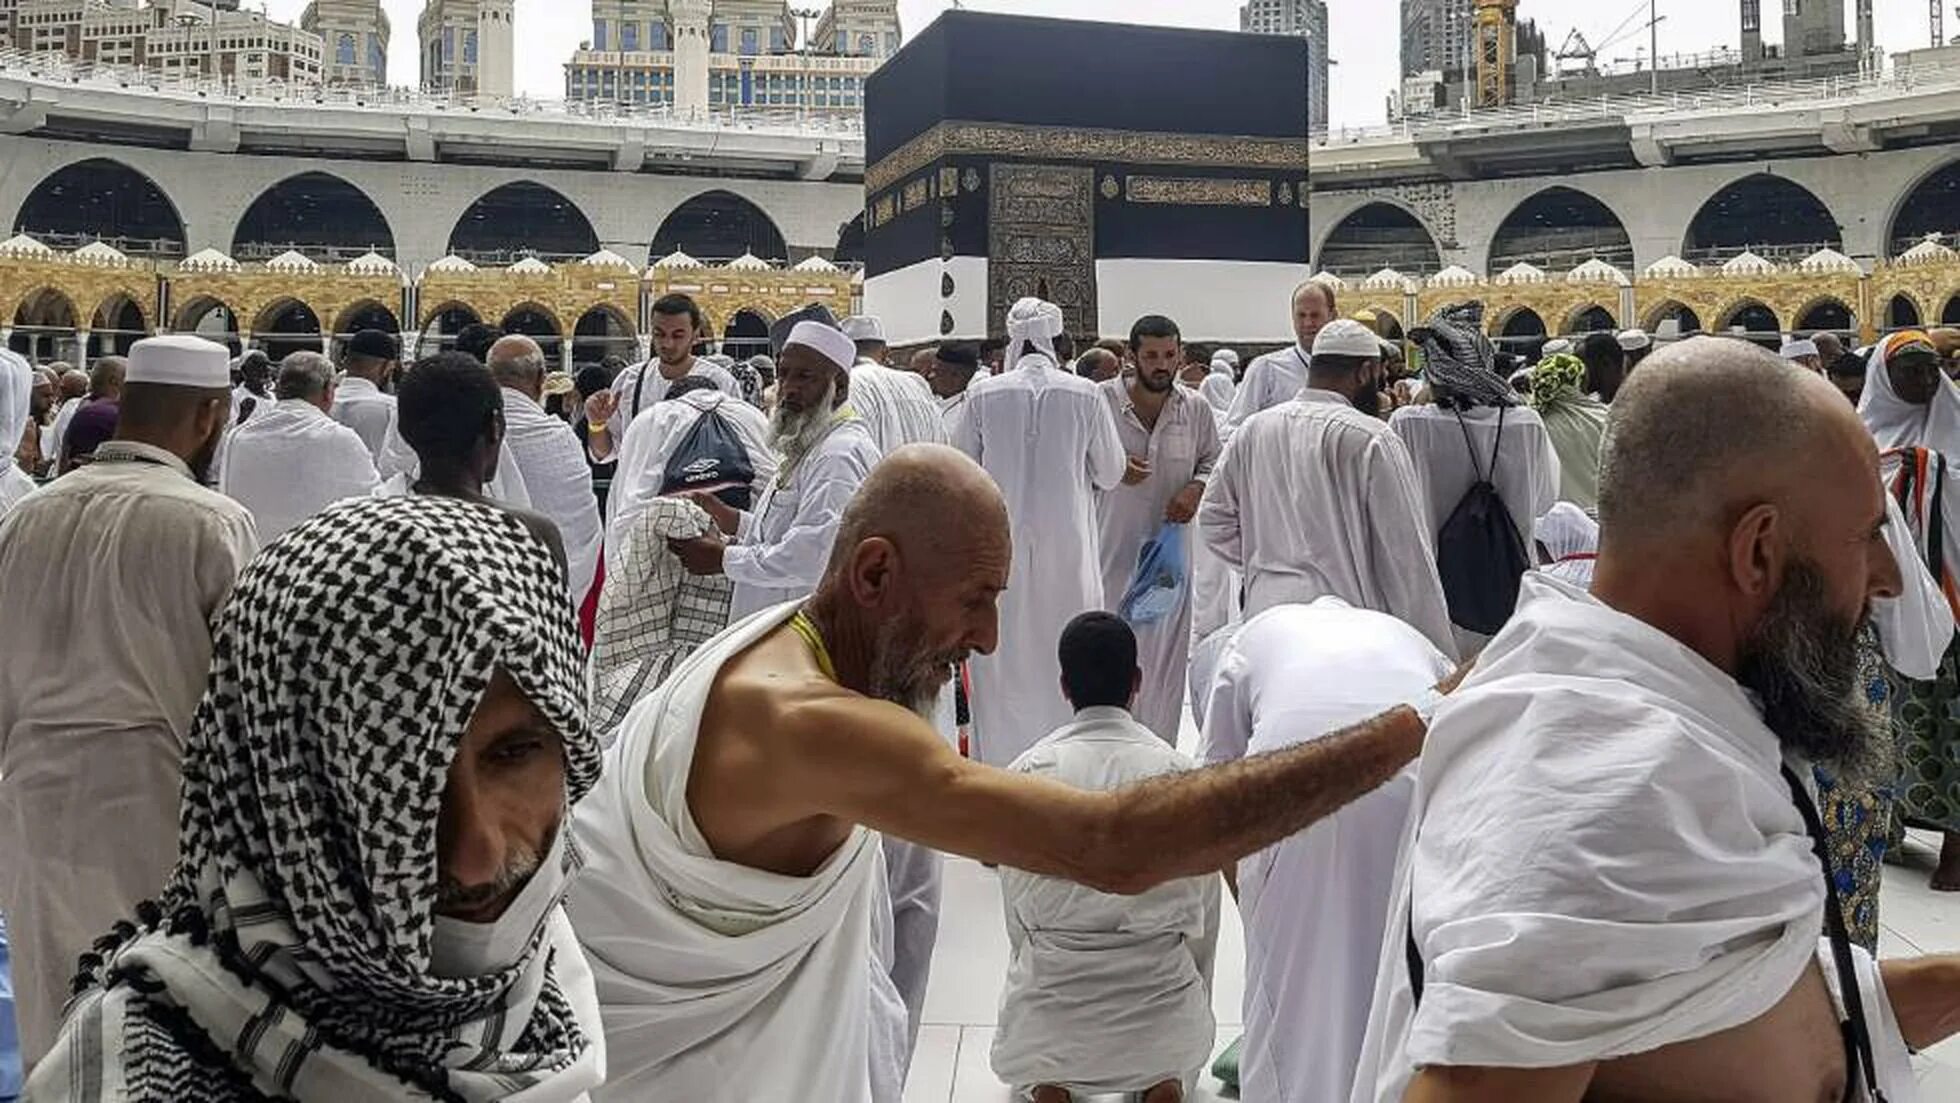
905, 712, 1960, 1102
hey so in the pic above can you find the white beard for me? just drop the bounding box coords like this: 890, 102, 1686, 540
770, 379, 839, 468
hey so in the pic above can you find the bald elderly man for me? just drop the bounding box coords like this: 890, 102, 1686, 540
488, 334, 602, 606
568, 444, 1440, 1102
1355, 338, 1960, 1103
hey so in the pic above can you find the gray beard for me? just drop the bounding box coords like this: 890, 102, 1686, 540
1735, 558, 1890, 785
867, 613, 958, 720
770, 380, 838, 468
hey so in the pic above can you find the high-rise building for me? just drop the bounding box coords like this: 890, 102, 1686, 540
1, 0, 323, 83
565, 0, 899, 116
419, 0, 512, 95
300, 0, 389, 86
1241, 0, 1328, 131
1401, 0, 1472, 78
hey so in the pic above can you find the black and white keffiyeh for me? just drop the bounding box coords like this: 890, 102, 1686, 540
588, 497, 732, 739
1412, 302, 1518, 409
40, 495, 603, 1103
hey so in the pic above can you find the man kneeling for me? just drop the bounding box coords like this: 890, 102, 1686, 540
993, 612, 1221, 1103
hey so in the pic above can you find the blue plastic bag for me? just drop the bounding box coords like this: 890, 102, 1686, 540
1119, 522, 1189, 625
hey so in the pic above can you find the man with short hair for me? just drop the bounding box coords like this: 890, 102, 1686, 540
993, 612, 1222, 1103
489, 334, 604, 606
14, 368, 53, 477
1828, 350, 1868, 405
1096, 314, 1220, 741
906, 347, 937, 377
0, 335, 257, 1069
218, 350, 380, 541
25, 496, 607, 1101
1200, 319, 1456, 657
453, 321, 503, 364
230, 349, 273, 424
42, 367, 88, 474
1782, 337, 1825, 373
927, 341, 982, 430
568, 443, 1439, 1102
329, 327, 400, 460
841, 315, 946, 453
1076, 347, 1122, 383
55, 357, 125, 474
1353, 338, 1960, 1103
669, 320, 880, 621
607, 293, 742, 436
1223, 281, 1334, 434
1580, 331, 1629, 403
952, 298, 1127, 767
1814, 331, 1847, 369
605, 368, 775, 574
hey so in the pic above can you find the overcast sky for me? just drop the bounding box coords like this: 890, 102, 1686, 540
261, 0, 1939, 127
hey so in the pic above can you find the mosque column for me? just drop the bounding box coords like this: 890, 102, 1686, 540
636, 333, 652, 363
561, 337, 574, 375
671, 0, 712, 119
320, 332, 332, 354
69, 330, 90, 365
402, 330, 423, 361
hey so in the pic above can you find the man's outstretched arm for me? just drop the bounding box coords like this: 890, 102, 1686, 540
783, 694, 1424, 895
1881, 955, 1960, 1051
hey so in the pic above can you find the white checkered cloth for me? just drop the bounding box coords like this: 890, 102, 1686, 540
589, 497, 733, 741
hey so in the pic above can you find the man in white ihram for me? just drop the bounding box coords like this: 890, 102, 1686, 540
1199, 318, 1457, 658
603, 374, 775, 573
1200, 599, 1452, 1103
217, 351, 380, 542
1222, 280, 1334, 435
951, 297, 1126, 766
1353, 338, 1960, 1103
843, 314, 947, 452
487, 334, 603, 605
993, 611, 1221, 1103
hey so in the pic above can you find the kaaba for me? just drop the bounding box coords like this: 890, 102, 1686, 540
861, 11, 1311, 346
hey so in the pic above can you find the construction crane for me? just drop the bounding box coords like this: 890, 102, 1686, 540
1554, 28, 1597, 74
1473, 0, 1519, 108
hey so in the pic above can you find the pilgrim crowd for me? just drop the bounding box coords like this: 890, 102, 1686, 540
2, 277, 1960, 1103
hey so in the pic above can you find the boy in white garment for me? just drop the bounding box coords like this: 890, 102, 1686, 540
994, 612, 1221, 1103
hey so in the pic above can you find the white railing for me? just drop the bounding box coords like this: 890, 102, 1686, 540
0, 46, 864, 137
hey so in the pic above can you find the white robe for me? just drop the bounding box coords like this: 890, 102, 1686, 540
607, 358, 743, 437
993, 706, 1219, 1095
850, 361, 948, 453
1094, 378, 1220, 742
500, 389, 603, 605
951, 355, 1126, 766
375, 424, 534, 510
566, 603, 907, 1103
44, 395, 81, 474
0, 443, 258, 1066
1350, 573, 1913, 1102
604, 390, 776, 574
1221, 345, 1308, 436
0, 350, 34, 519
1859, 335, 1960, 455
217, 399, 380, 543
1199, 600, 1450, 1103
726, 416, 879, 621
326, 375, 396, 461
1199, 390, 1457, 659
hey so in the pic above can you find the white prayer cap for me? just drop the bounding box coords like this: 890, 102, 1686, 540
1542, 337, 1575, 357
783, 320, 856, 372
127, 334, 231, 388
1214, 348, 1240, 368
1617, 328, 1652, 352
840, 315, 886, 343
1780, 337, 1820, 361
1312, 318, 1385, 359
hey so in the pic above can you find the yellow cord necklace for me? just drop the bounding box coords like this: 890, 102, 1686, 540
789, 610, 838, 682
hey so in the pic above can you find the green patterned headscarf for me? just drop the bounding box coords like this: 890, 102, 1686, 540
1530, 353, 1589, 411
1529, 352, 1609, 510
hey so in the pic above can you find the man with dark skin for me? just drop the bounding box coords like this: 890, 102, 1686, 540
1813, 331, 1847, 369
1579, 331, 1627, 403
1827, 351, 1868, 405
926, 342, 981, 401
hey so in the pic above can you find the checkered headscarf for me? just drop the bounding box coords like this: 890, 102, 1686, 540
1412, 302, 1518, 409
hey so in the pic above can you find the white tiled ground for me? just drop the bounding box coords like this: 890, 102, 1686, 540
905, 716, 1960, 1102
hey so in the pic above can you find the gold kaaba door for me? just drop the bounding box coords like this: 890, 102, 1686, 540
988, 163, 1098, 342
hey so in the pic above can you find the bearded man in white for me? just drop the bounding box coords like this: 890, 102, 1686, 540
1353, 338, 1960, 1103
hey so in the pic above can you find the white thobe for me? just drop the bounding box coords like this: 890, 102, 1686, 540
1094, 378, 1220, 742
1350, 574, 1916, 1103
937, 390, 969, 440
725, 416, 880, 621
501, 389, 603, 605
327, 375, 396, 461
1199, 390, 1457, 659
44, 396, 82, 474
229, 385, 270, 425
850, 361, 948, 453
1222, 346, 1308, 436
607, 358, 743, 437
1199, 600, 1450, 1103
375, 425, 534, 509
0, 442, 257, 1066
217, 399, 380, 543
567, 603, 908, 1103
604, 390, 776, 574
0, 352, 32, 519
951, 357, 1126, 767
993, 707, 1220, 1096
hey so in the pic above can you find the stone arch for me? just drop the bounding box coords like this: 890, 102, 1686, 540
571, 304, 637, 367
255, 297, 324, 361
501, 302, 564, 357
332, 299, 401, 338
90, 292, 149, 358
1312, 200, 1442, 277
175, 294, 238, 336
448, 182, 599, 264
1943, 294, 1960, 326
1487, 186, 1634, 276
1717, 299, 1782, 335
1885, 293, 1924, 330
721, 306, 772, 359
1794, 296, 1856, 334
10, 287, 78, 362
1357, 307, 1404, 341
233, 172, 396, 262
1643, 299, 1703, 335
652, 190, 791, 266
1564, 303, 1618, 335
1683, 174, 1842, 263
14, 157, 186, 256
421, 301, 483, 350
834, 212, 865, 267
1887, 158, 1960, 259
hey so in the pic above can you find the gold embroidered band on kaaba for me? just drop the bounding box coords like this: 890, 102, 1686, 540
864, 120, 1308, 195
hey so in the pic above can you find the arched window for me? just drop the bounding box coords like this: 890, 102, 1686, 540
336, 33, 356, 66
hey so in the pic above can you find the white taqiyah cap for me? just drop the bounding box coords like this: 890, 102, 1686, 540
1312, 318, 1386, 359
126, 334, 231, 388
1617, 328, 1652, 351
840, 315, 886, 343
1542, 337, 1575, 356
1780, 338, 1820, 360
785, 320, 857, 372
